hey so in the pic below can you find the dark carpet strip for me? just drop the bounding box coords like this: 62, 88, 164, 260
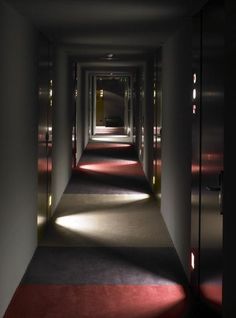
21, 247, 188, 286
65, 143, 152, 194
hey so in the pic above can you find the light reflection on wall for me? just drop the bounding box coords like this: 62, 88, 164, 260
191, 164, 200, 174
153, 160, 161, 167
200, 282, 222, 308
202, 153, 223, 161
37, 215, 46, 226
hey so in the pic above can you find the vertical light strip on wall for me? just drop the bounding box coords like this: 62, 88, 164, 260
49, 79, 53, 106
191, 252, 195, 270
48, 195, 52, 207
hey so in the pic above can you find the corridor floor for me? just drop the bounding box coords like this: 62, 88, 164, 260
4, 142, 217, 317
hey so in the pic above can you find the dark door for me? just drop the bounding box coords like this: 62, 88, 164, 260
72, 62, 77, 168
191, 1, 224, 314
37, 37, 53, 238
153, 50, 162, 200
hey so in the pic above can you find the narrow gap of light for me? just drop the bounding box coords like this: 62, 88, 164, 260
50, 99, 53, 107
193, 73, 197, 84
193, 104, 197, 114
48, 195, 52, 207
100, 89, 104, 97
191, 252, 195, 270
153, 176, 156, 185
48, 126, 52, 132
49, 89, 53, 98
193, 89, 196, 100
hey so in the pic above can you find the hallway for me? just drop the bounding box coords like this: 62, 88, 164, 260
4, 142, 192, 317
1, 0, 231, 316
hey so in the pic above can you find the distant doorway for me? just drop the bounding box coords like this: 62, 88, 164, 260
90, 74, 132, 142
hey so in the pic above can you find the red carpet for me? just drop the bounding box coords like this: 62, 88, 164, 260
4, 285, 189, 318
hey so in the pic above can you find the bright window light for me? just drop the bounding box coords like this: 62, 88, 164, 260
193, 89, 197, 100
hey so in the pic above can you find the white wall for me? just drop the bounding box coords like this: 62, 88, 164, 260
161, 21, 192, 278
0, 1, 38, 316
52, 48, 73, 212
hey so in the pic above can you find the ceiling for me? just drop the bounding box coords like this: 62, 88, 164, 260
6, 0, 208, 60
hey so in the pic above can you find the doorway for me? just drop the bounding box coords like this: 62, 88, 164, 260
90, 73, 133, 143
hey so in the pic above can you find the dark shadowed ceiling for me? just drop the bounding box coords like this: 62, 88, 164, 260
5, 0, 208, 59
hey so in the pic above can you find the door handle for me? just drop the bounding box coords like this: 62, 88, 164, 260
206, 170, 224, 215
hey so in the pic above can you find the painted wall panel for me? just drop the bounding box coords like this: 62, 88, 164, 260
51, 48, 73, 212
161, 21, 192, 278
0, 1, 38, 316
